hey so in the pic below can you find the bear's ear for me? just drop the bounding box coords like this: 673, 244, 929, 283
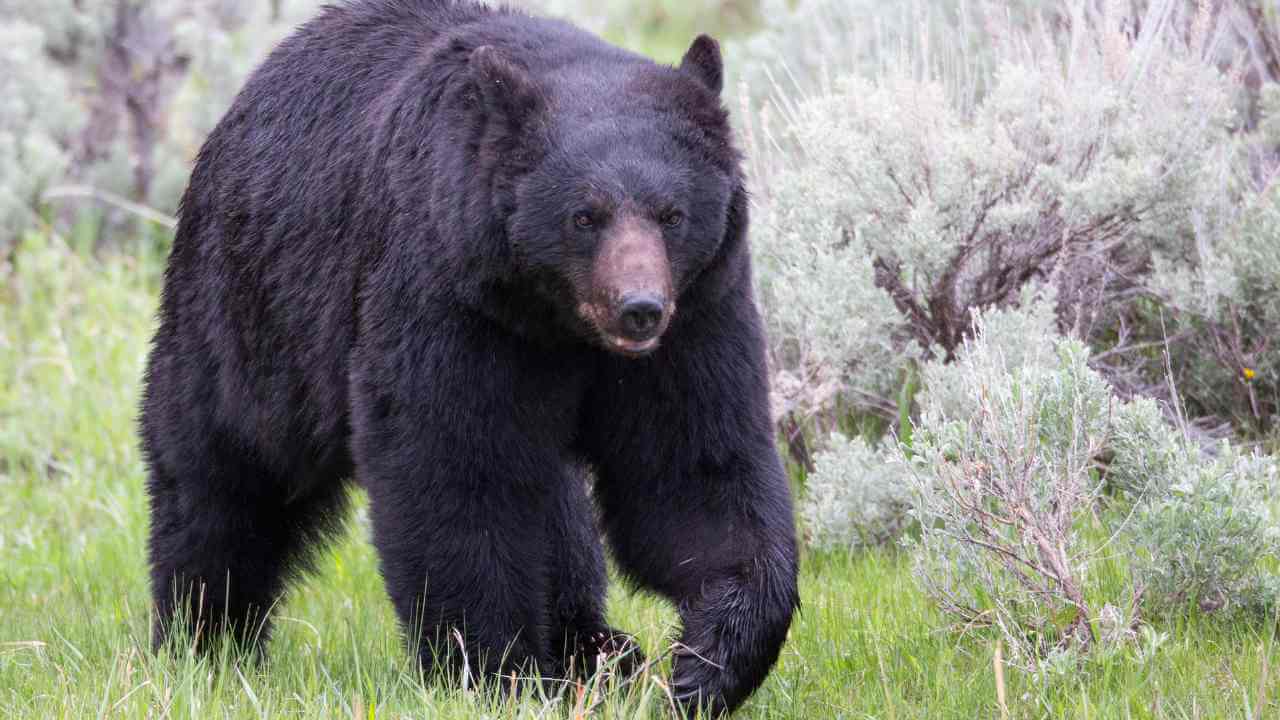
469, 45, 542, 126
679, 34, 723, 95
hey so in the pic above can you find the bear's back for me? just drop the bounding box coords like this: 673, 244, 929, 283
176, 0, 647, 269
153, 1, 659, 481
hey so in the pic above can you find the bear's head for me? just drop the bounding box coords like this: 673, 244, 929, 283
471, 36, 741, 358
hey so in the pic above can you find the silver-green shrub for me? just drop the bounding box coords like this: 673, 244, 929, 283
730, 0, 1056, 111
1105, 396, 1183, 500
801, 433, 910, 551
1145, 165, 1280, 433
0, 20, 78, 247
1129, 441, 1279, 615
0, 1, 323, 246
795, 296, 1065, 553
918, 291, 1063, 420
902, 305, 1114, 660
747, 0, 1238, 431
809, 294, 1280, 653
731, 0, 1276, 109
1112, 398, 1280, 615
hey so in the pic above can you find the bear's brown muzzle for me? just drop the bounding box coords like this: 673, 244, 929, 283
578, 215, 674, 357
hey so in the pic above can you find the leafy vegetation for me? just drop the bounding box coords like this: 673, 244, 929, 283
751, 0, 1280, 659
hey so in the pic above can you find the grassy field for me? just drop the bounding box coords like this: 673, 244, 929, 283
3, 232, 1280, 719
4, 0, 1280, 716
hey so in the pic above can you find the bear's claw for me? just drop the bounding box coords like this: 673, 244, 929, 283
568, 626, 646, 681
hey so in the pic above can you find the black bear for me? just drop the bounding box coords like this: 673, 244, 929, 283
140, 0, 798, 714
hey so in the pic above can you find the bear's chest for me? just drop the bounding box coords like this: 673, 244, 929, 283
503, 346, 596, 448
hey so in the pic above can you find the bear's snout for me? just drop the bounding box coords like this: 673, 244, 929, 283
583, 216, 674, 357
593, 292, 674, 356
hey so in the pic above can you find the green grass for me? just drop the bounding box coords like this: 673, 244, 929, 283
3, 233, 1279, 718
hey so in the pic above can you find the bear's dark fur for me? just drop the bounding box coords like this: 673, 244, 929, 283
140, 0, 798, 714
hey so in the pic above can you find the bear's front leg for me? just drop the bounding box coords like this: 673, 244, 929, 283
351, 308, 585, 686
582, 287, 800, 717
545, 468, 645, 681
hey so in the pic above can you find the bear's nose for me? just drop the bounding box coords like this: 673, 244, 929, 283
617, 293, 665, 341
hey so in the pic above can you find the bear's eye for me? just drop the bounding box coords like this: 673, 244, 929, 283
661, 210, 684, 229
573, 212, 595, 229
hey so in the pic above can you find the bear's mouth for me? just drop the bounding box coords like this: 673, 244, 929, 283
606, 334, 660, 357
577, 301, 668, 358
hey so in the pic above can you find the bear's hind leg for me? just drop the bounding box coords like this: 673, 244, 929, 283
147, 438, 350, 653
